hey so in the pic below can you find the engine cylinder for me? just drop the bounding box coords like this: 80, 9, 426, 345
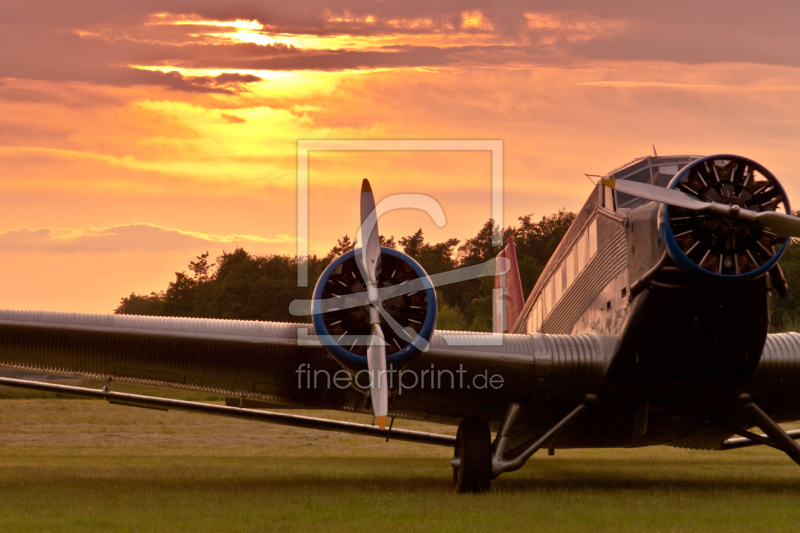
658, 155, 790, 279
311, 247, 437, 371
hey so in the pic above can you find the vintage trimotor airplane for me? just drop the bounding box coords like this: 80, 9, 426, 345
2, 154, 800, 493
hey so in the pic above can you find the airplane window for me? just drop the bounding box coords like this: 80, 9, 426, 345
566, 248, 576, 287
615, 168, 651, 208
618, 159, 649, 176
577, 230, 589, 273
528, 306, 536, 333
537, 300, 542, 330
555, 265, 564, 302
652, 164, 685, 188
541, 282, 549, 318
588, 219, 598, 259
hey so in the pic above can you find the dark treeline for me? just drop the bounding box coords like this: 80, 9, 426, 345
115, 211, 800, 332
770, 240, 800, 332
115, 211, 575, 331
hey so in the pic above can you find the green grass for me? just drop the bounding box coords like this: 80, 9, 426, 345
1, 400, 800, 532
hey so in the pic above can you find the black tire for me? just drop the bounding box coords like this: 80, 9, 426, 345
453, 416, 492, 493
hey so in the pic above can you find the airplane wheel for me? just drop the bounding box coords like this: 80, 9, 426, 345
453, 416, 492, 493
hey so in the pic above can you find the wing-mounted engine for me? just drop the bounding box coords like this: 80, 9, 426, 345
659, 155, 791, 278
311, 247, 437, 371
309, 179, 438, 429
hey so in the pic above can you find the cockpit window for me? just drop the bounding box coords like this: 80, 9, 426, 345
615, 168, 651, 208
653, 165, 679, 187
608, 156, 698, 210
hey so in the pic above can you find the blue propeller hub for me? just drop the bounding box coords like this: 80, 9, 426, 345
659, 154, 790, 279
311, 247, 437, 371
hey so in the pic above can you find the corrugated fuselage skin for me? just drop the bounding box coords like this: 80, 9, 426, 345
516, 189, 800, 451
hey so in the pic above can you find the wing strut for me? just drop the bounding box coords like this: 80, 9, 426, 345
719, 429, 800, 450
0, 376, 455, 447
740, 394, 800, 464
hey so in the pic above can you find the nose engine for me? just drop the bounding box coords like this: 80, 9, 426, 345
659, 155, 790, 278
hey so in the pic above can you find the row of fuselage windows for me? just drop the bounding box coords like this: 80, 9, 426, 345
527, 218, 598, 333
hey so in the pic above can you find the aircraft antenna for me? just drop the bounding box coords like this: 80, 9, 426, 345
652, 144, 658, 157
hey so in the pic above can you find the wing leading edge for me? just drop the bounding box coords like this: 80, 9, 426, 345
0, 309, 614, 428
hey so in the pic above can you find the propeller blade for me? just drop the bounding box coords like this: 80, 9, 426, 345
367, 323, 388, 430
360, 179, 381, 287
602, 179, 710, 211
754, 211, 800, 238
603, 178, 800, 238
361, 180, 388, 429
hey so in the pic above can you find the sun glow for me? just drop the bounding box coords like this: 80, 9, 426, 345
148, 14, 265, 31
150, 11, 503, 51
461, 11, 493, 30
265, 32, 501, 49
524, 13, 625, 43
322, 11, 377, 25
209, 30, 280, 46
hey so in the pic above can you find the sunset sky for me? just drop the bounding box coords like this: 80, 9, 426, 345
1, 1, 800, 312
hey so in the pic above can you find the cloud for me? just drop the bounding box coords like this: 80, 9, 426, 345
3, 1, 800, 93
0, 23, 279, 92
0, 224, 294, 253
220, 113, 246, 123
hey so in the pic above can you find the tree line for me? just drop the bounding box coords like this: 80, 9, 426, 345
114, 210, 800, 332
114, 211, 575, 331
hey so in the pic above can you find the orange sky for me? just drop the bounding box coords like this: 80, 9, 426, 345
1, 2, 800, 312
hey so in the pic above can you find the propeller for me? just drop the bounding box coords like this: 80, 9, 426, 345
358, 179, 388, 430
602, 178, 800, 238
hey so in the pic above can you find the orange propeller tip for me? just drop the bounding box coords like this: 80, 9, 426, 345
376, 415, 387, 431
361, 179, 372, 193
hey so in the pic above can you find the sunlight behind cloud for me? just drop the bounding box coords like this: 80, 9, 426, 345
322, 11, 377, 25
524, 12, 625, 44
222, 31, 502, 49
209, 31, 280, 47
461, 11, 493, 30
149, 11, 504, 51
4, 1, 800, 314
148, 14, 265, 31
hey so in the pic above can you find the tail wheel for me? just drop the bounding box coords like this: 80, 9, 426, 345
453, 416, 492, 493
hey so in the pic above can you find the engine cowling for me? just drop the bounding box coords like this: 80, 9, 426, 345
311, 247, 437, 371
659, 155, 790, 278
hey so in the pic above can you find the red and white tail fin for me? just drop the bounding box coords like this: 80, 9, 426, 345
492, 238, 524, 334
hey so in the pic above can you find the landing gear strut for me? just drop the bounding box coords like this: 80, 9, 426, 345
452, 416, 492, 493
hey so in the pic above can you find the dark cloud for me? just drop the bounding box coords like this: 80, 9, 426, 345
0, 23, 283, 91
0, 0, 798, 91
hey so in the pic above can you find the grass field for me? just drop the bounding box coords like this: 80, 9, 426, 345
1, 396, 800, 532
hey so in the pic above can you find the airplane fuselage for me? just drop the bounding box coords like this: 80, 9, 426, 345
513, 155, 797, 450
